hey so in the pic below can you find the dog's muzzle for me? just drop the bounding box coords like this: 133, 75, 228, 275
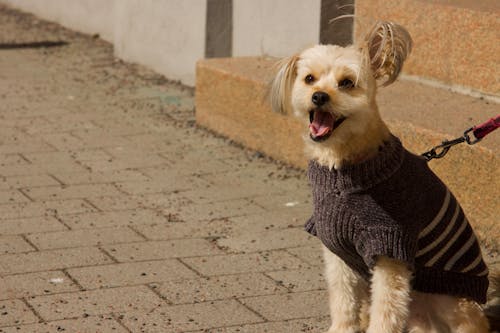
309, 109, 346, 142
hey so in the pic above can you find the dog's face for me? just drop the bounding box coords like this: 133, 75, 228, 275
290, 45, 376, 145
270, 22, 412, 166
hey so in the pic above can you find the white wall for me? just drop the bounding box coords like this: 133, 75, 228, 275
113, 0, 206, 85
1, 0, 320, 85
233, 0, 321, 57
1, 0, 115, 42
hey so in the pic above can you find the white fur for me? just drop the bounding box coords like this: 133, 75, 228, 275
367, 257, 412, 333
323, 245, 368, 333
270, 20, 491, 333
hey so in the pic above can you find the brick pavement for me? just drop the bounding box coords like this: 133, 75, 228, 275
0, 5, 329, 332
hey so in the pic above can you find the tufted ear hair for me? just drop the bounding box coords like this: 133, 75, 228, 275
363, 21, 413, 86
269, 55, 299, 114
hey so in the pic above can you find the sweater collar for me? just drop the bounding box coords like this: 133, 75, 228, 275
308, 135, 405, 193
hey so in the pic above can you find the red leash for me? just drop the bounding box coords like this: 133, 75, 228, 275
422, 115, 500, 161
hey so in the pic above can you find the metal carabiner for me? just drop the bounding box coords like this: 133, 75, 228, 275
421, 137, 465, 161
463, 127, 482, 145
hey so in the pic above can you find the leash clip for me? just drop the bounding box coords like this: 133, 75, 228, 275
421, 114, 499, 161
463, 127, 481, 145
421, 137, 465, 161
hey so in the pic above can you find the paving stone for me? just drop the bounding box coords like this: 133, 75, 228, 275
134, 219, 232, 241
141, 158, 234, 176
193, 317, 330, 333
36, 133, 82, 151
122, 133, 181, 153
0, 216, 67, 235
120, 300, 264, 332
67, 259, 197, 289
240, 290, 329, 321
217, 228, 317, 253
71, 129, 135, 149
287, 245, 325, 267
0, 200, 96, 219
0, 299, 38, 327
0, 175, 60, 190
21, 184, 124, 201
154, 273, 286, 304
85, 195, 147, 211
0, 128, 32, 144
227, 211, 307, 234
249, 192, 312, 213
79, 154, 167, 173
52, 169, 149, 185
22, 151, 80, 166
26, 227, 144, 250
0, 315, 128, 333
0, 247, 112, 275
1, 117, 50, 131
182, 251, 308, 276
175, 199, 266, 222
0, 190, 30, 205
104, 239, 223, 262
21, 114, 97, 135
0, 271, 80, 300
169, 144, 246, 164
0, 161, 88, 177
69, 149, 114, 162
60, 209, 167, 229
114, 177, 210, 196
0, 236, 35, 254
180, 184, 282, 204
0, 140, 54, 155
201, 168, 305, 191
138, 192, 193, 211
0, 154, 29, 167
92, 119, 148, 137
265, 267, 326, 292
28, 285, 163, 321
40, 132, 128, 151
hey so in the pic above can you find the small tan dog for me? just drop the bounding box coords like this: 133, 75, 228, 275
270, 21, 496, 333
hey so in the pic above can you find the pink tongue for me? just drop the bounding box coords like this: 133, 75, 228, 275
309, 112, 335, 137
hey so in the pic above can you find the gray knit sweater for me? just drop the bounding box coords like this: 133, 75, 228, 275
305, 136, 489, 303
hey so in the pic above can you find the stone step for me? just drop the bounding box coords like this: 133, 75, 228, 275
195, 57, 499, 248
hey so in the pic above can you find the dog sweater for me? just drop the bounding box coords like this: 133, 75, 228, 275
305, 136, 489, 303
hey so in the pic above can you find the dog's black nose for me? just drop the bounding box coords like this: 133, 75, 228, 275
312, 91, 330, 106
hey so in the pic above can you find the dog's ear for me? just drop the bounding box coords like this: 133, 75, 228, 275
269, 55, 299, 114
362, 21, 412, 86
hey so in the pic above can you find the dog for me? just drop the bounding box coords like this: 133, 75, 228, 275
270, 21, 498, 333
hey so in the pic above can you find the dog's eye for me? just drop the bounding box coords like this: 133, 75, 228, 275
304, 74, 315, 85
338, 78, 354, 89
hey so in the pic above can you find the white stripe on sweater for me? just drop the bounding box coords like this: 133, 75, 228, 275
425, 217, 468, 267
417, 202, 459, 257
418, 189, 451, 239
478, 267, 489, 276
461, 253, 483, 273
444, 233, 476, 270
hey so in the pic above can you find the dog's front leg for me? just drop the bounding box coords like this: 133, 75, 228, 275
323, 245, 366, 333
367, 256, 412, 333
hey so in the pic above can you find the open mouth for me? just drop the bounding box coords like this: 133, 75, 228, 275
308, 110, 346, 142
